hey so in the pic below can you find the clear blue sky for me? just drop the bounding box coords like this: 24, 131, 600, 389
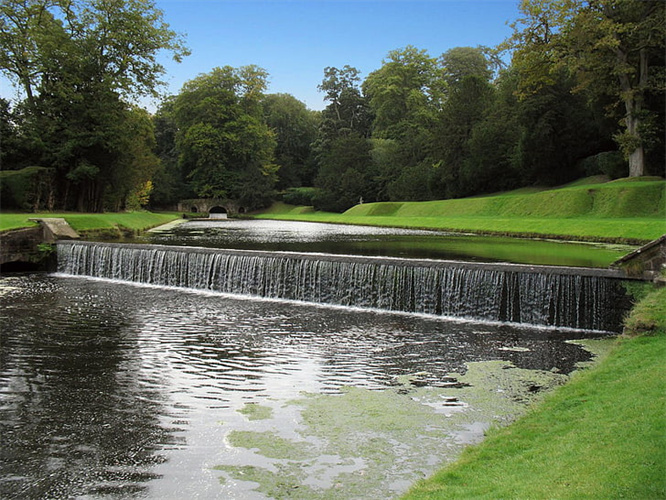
151, 0, 521, 111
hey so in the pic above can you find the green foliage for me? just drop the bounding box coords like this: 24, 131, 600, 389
505, 0, 666, 177
281, 187, 318, 206
314, 135, 374, 212
173, 66, 278, 210
579, 151, 628, 179
0, 0, 188, 211
263, 93, 319, 188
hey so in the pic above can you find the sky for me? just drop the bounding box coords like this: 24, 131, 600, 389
0, 0, 522, 112
149, 0, 521, 111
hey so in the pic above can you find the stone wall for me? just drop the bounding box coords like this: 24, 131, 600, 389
0, 226, 44, 266
612, 234, 666, 280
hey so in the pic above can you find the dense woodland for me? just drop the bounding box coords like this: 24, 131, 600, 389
1, 0, 664, 213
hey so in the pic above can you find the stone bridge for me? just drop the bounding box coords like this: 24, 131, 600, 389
177, 198, 247, 218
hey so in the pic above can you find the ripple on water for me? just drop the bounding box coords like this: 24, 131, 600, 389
0, 273, 611, 499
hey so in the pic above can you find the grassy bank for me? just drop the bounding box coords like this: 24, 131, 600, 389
0, 212, 181, 234
402, 286, 666, 500
255, 177, 666, 243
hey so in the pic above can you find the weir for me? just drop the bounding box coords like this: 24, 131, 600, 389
57, 241, 632, 332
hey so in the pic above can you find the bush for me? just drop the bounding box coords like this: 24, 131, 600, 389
282, 187, 319, 206
579, 151, 628, 179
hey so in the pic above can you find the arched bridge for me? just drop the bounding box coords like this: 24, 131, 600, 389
177, 198, 247, 218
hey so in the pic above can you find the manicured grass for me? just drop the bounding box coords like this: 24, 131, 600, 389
402, 286, 666, 500
0, 212, 181, 233
256, 177, 666, 242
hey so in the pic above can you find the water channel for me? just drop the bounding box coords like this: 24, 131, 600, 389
0, 220, 625, 499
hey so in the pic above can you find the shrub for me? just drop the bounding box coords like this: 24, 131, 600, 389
579, 151, 628, 179
282, 187, 318, 206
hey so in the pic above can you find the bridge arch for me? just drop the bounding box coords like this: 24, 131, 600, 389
209, 206, 228, 219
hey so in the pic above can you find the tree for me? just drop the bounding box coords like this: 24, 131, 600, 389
0, 0, 189, 211
363, 46, 439, 139
314, 135, 373, 212
317, 65, 372, 138
429, 75, 495, 198
263, 93, 319, 189
440, 46, 493, 90
0, 0, 188, 110
505, 0, 665, 177
151, 97, 189, 207
173, 66, 278, 209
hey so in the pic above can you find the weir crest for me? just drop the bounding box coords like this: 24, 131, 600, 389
56, 241, 631, 332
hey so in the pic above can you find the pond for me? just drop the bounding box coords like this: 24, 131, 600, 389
139, 219, 632, 268
0, 272, 612, 499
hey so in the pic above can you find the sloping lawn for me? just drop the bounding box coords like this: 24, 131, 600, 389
402, 287, 666, 500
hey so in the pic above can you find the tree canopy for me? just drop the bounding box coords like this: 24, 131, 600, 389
0, 0, 188, 211
1, 0, 663, 214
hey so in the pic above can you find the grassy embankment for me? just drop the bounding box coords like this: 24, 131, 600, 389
0, 211, 181, 236
255, 177, 666, 243
402, 285, 666, 500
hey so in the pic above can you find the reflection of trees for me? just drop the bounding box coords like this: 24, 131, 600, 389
170, 298, 598, 394
304, 314, 597, 388
0, 277, 178, 499
0, 274, 602, 498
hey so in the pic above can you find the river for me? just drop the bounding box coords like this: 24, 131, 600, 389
0, 220, 619, 499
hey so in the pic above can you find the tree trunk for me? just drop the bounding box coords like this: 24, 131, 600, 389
616, 44, 646, 178
624, 105, 645, 178
628, 145, 645, 177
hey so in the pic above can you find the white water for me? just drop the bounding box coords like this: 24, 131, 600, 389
57, 241, 628, 332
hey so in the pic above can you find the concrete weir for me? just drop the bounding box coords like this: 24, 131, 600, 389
57, 241, 635, 332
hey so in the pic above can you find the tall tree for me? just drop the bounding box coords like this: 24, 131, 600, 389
317, 65, 372, 139
0, 0, 189, 211
363, 46, 439, 139
439, 46, 493, 90
173, 66, 278, 209
505, 0, 665, 177
0, 0, 188, 110
263, 93, 319, 188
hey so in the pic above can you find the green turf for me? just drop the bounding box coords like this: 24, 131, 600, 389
254, 177, 666, 242
0, 212, 181, 233
402, 286, 666, 500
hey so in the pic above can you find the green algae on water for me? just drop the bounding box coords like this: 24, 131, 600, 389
227, 430, 317, 461
238, 402, 273, 421
215, 360, 577, 499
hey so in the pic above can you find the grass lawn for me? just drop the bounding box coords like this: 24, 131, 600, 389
255, 177, 666, 243
402, 286, 666, 500
0, 212, 181, 233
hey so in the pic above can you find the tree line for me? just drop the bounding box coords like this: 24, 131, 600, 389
1, 0, 663, 213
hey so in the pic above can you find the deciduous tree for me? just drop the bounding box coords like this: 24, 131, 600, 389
505, 0, 665, 177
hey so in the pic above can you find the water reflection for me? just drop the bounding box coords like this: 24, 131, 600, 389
141, 219, 631, 268
0, 274, 607, 498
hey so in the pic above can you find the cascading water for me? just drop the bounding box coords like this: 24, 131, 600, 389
57, 241, 630, 332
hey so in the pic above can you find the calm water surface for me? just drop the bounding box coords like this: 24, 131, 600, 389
141, 219, 631, 268
0, 273, 608, 499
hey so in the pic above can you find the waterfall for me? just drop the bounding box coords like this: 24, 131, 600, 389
57, 241, 630, 332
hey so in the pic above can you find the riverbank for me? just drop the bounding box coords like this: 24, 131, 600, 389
402, 285, 666, 500
254, 177, 666, 244
0, 211, 181, 236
